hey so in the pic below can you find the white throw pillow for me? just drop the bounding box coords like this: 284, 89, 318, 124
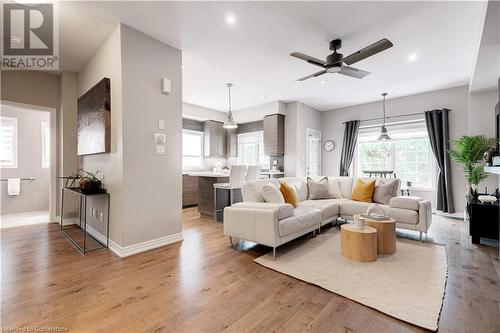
262, 183, 285, 203
328, 179, 343, 199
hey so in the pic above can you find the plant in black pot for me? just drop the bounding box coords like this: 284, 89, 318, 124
78, 169, 105, 194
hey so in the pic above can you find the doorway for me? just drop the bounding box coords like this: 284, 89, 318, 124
1, 102, 56, 228
306, 128, 322, 177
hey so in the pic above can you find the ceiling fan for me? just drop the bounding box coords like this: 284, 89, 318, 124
290, 38, 393, 81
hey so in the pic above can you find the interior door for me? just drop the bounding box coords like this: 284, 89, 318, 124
306, 128, 321, 177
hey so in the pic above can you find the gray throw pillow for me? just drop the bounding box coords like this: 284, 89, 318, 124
373, 181, 398, 204
307, 177, 333, 200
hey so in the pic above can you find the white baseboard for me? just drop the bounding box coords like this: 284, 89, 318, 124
86, 225, 183, 258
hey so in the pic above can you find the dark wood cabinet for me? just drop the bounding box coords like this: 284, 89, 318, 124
226, 128, 238, 157
203, 120, 226, 157
466, 197, 499, 246
263, 114, 285, 156
182, 175, 198, 207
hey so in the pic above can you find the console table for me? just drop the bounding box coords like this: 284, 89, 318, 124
60, 187, 110, 255
466, 197, 499, 246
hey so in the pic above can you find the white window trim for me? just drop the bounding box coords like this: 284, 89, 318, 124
41, 120, 50, 169
182, 129, 204, 168
237, 131, 270, 169
0, 116, 18, 169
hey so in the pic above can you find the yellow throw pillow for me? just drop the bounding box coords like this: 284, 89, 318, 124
280, 182, 298, 207
352, 179, 376, 203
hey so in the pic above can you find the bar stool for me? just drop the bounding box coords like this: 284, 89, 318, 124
213, 165, 247, 222
246, 165, 261, 181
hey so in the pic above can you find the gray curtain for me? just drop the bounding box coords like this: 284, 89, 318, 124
425, 109, 455, 213
339, 120, 360, 176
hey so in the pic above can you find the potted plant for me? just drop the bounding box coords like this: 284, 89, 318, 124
77, 169, 105, 193
448, 135, 496, 198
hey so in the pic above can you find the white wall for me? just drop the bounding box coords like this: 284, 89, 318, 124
183, 103, 226, 122
78, 25, 124, 245
322, 86, 469, 213
120, 24, 182, 246
232, 101, 285, 124
284, 102, 322, 177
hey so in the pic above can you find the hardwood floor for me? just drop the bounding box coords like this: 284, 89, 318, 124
1, 208, 499, 333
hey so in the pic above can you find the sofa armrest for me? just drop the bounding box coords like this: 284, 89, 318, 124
223, 206, 280, 247
390, 196, 424, 211
230, 202, 294, 220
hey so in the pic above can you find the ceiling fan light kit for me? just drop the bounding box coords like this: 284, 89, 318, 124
290, 38, 393, 81
378, 92, 391, 141
223, 83, 238, 129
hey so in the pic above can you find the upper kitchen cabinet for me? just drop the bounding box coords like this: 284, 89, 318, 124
263, 114, 285, 156
226, 128, 238, 157
203, 120, 227, 157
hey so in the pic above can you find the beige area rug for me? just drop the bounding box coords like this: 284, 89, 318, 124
254, 229, 447, 331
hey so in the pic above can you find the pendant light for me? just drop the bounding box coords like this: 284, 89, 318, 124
223, 83, 238, 129
378, 92, 391, 141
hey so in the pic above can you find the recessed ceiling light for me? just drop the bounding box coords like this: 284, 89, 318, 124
261, 96, 266, 100
226, 14, 236, 25
408, 53, 419, 62
192, 95, 197, 100
321, 79, 327, 84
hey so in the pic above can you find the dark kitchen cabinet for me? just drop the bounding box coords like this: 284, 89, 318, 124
182, 175, 198, 207
203, 120, 226, 157
263, 114, 285, 156
226, 128, 238, 157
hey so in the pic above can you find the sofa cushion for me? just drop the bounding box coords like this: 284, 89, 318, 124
278, 206, 321, 237
335, 177, 354, 199
381, 205, 419, 225
352, 178, 376, 202
307, 177, 333, 200
339, 200, 371, 216
280, 178, 308, 202
280, 182, 298, 207
373, 181, 398, 204
376, 178, 401, 197
328, 179, 343, 199
298, 199, 342, 220
390, 196, 421, 211
262, 183, 285, 203
242, 179, 279, 202
230, 202, 294, 220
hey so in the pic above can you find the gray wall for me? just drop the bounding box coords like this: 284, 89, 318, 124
0, 106, 50, 214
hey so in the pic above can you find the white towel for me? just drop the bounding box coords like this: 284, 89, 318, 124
7, 178, 20, 196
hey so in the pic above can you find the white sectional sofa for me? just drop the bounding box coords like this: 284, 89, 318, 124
223, 176, 432, 258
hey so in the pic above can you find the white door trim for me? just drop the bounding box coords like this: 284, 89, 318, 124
305, 128, 322, 177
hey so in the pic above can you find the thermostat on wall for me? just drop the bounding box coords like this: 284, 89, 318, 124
161, 78, 170, 95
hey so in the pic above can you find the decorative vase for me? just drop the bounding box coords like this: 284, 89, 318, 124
79, 179, 102, 193
366, 203, 384, 217
353, 216, 365, 230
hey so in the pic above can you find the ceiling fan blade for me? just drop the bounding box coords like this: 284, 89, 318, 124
290, 52, 326, 68
342, 38, 393, 65
297, 70, 327, 81
338, 66, 371, 79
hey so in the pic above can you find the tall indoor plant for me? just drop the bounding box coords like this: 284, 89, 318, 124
448, 135, 496, 198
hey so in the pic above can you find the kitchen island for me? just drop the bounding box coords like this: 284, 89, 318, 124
187, 171, 229, 218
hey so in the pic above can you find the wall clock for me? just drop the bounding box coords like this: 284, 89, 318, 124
323, 140, 335, 152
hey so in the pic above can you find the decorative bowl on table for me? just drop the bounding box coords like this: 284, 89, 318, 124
477, 195, 497, 204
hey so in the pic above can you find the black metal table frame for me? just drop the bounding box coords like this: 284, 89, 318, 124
60, 187, 110, 255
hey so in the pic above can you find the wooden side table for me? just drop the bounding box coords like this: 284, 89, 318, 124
340, 224, 377, 262
356, 214, 396, 255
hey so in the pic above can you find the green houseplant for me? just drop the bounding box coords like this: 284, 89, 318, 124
448, 135, 496, 197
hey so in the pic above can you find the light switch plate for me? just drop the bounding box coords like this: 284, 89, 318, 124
161, 78, 170, 95
156, 144, 165, 155
158, 120, 165, 130
154, 133, 166, 143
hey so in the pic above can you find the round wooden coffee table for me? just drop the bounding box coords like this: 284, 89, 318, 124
354, 214, 396, 255
340, 224, 377, 262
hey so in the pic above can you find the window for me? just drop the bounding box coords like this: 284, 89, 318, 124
237, 131, 270, 169
0, 116, 18, 168
355, 120, 435, 189
182, 129, 203, 168
41, 121, 50, 168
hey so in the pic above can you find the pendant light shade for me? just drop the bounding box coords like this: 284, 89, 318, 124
378, 92, 391, 141
223, 83, 238, 129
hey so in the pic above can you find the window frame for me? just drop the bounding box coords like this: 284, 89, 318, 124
182, 129, 204, 168
0, 116, 18, 169
41, 120, 50, 169
237, 131, 270, 169
354, 121, 437, 191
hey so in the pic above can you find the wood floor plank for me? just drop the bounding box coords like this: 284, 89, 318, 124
1, 209, 498, 333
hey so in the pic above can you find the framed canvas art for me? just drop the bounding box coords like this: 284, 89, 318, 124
77, 78, 111, 155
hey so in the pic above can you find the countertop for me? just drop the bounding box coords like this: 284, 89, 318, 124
184, 170, 285, 177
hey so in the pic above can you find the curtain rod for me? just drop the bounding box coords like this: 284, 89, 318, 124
342, 109, 452, 125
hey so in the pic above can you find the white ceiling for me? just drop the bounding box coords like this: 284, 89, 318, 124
59, 1, 487, 111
